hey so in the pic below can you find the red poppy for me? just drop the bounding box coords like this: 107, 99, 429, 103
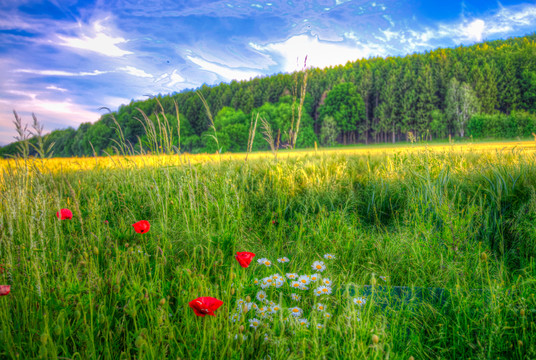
0, 285, 10, 296
188, 297, 223, 317
132, 220, 150, 234
235, 252, 256, 268
56, 208, 73, 220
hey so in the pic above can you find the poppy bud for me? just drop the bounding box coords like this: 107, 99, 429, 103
480, 252, 488, 262
135, 336, 146, 348
41, 333, 48, 345
56, 209, 73, 220
409, 357, 415, 360
231, 288, 235, 295
245, 296, 251, 302
125, 243, 129, 248
132, 220, 150, 234
93, 247, 99, 255
54, 325, 61, 336
159, 298, 166, 306
239, 325, 245, 332
518, 340, 523, 347
521, 309, 526, 316
371, 334, 379, 344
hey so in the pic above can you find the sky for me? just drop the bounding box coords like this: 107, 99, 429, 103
1, 0, 535, 146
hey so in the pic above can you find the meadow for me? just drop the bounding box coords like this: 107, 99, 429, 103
1, 142, 536, 359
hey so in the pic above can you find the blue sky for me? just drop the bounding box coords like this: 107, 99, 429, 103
1, 0, 535, 145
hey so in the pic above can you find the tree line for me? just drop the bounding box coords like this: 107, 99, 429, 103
1, 33, 536, 157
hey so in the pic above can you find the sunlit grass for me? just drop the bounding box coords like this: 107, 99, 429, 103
0, 142, 535, 359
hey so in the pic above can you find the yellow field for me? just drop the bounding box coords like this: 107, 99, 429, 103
1, 139, 535, 173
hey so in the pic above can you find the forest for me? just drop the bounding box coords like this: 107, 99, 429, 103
1, 33, 536, 157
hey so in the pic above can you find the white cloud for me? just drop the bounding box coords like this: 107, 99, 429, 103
252, 34, 385, 73
0, 97, 100, 141
154, 69, 186, 88
187, 56, 261, 81
14, 69, 108, 76
461, 19, 485, 42
118, 66, 153, 78
56, 18, 132, 57
46, 85, 68, 92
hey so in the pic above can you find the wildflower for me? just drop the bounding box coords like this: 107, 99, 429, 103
0, 285, 10, 296
274, 279, 284, 288
309, 274, 320, 282
353, 297, 366, 307
132, 220, 150, 234
277, 257, 290, 263
253, 278, 259, 286
289, 307, 303, 317
56, 208, 73, 220
316, 323, 324, 329
249, 318, 261, 329
314, 286, 332, 296
323, 254, 335, 260
257, 258, 272, 267
241, 302, 257, 313
256, 290, 267, 302
235, 252, 256, 268
286, 273, 298, 280
322, 278, 332, 286
298, 318, 309, 327
270, 304, 281, 313
298, 275, 311, 286
188, 297, 223, 317
260, 279, 271, 289
290, 293, 301, 301
234, 334, 247, 341
290, 281, 302, 289
312, 261, 326, 272
316, 303, 325, 311
379, 276, 388, 282
229, 312, 241, 322
324, 312, 332, 319
236, 299, 246, 308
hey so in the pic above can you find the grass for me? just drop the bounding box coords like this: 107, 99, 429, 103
1, 143, 536, 359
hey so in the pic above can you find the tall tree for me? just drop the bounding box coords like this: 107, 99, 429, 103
446, 78, 480, 137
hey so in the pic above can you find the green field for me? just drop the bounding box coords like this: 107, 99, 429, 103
1, 146, 536, 359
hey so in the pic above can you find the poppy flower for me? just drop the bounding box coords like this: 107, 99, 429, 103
235, 252, 256, 268
56, 208, 73, 220
132, 220, 150, 234
189, 297, 223, 317
0, 285, 10, 296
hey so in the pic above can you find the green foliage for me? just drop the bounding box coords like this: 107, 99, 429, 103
3, 34, 536, 157
468, 111, 536, 138
319, 82, 365, 144
320, 116, 339, 146
1, 149, 536, 358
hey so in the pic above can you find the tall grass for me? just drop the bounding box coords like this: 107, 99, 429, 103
0, 146, 535, 359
